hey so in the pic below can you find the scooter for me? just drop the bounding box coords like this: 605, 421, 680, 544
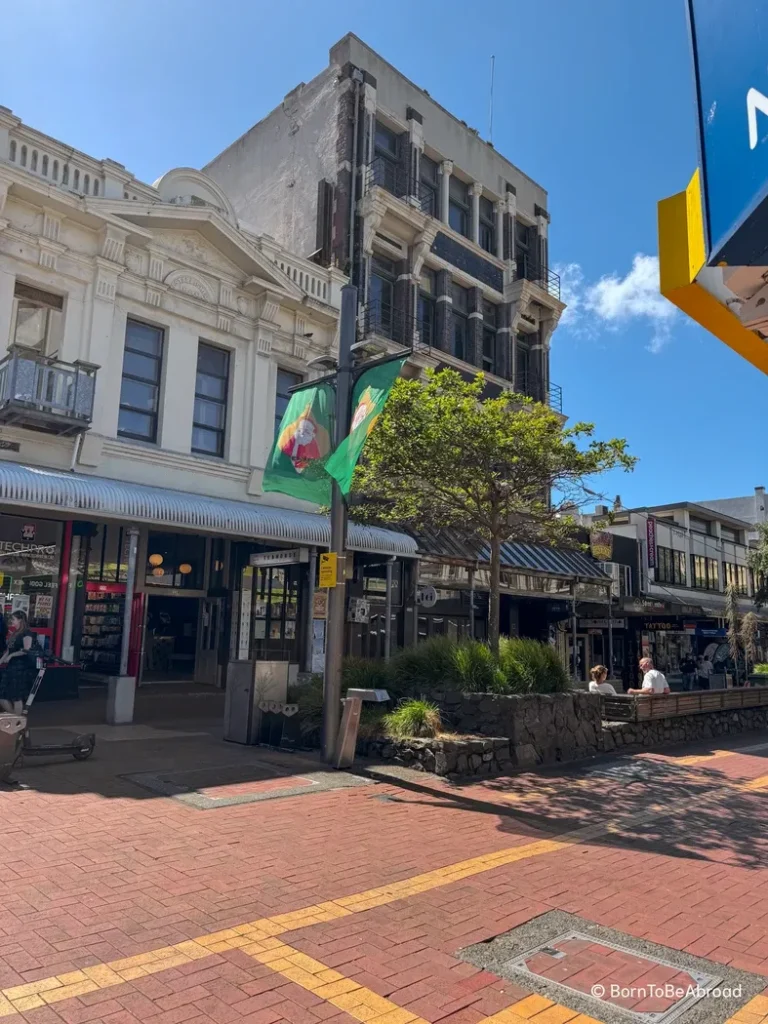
0, 656, 95, 784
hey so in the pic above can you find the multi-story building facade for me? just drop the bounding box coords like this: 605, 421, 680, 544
579, 501, 767, 687
0, 107, 416, 708
205, 33, 565, 411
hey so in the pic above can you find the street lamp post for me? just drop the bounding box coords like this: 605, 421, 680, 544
322, 283, 357, 762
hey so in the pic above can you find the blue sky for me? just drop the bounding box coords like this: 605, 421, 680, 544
2, 0, 764, 510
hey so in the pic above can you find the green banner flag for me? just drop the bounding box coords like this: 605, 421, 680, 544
326, 358, 405, 496
263, 383, 334, 504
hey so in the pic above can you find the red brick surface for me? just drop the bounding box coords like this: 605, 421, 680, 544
2, 730, 768, 1021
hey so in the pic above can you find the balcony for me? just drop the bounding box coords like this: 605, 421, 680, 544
359, 301, 431, 351
514, 371, 563, 413
0, 347, 96, 435
365, 157, 433, 214
515, 254, 561, 301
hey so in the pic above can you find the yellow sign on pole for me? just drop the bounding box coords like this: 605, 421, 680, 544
319, 552, 338, 588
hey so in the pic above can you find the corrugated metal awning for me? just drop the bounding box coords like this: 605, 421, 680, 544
0, 463, 418, 557
418, 529, 607, 580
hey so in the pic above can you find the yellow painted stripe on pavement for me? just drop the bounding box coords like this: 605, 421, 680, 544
0, 836, 567, 1016
727, 994, 768, 1024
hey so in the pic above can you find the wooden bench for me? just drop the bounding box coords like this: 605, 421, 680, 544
601, 686, 768, 723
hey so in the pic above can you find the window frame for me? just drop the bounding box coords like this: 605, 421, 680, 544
117, 318, 165, 444
12, 282, 64, 353
451, 284, 469, 361
192, 341, 230, 458
420, 155, 439, 218
656, 546, 687, 586
274, 368, 304, 438
448, 176, 470, 237
482, 301, 497, 374
479, 196, 496, 254
417, 269, 436, 347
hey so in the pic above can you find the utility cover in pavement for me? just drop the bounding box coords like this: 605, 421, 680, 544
461, 911, 764, 1024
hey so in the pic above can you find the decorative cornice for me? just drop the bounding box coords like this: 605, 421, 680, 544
100, 224, 128, 265
253, 291, 281, 324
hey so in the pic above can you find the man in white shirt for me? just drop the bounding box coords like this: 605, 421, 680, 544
697, 655, 714, 690
628, 657, 670, 695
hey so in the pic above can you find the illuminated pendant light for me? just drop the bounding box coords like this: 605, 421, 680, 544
179, 563, 192, 575
149, 554, 163, 567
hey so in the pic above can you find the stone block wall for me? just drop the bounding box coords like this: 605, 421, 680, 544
362, 736, 512, 777
435, 691, 604, 767
604, 706, 768, 752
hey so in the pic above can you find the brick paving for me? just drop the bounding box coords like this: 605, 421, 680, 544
1, 720, 768, 1022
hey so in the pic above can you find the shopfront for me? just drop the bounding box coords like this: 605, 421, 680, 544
0, 513, 63, 651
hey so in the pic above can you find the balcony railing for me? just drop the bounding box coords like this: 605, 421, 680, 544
514, 371, 563, 413
360, 301, 431, 350
365, 157, 434, 214
0, 347, 96, 435
515, 254, 561, 301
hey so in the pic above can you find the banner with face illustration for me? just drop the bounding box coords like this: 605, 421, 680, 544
263, 383, 334, 504
325, 359, 405, 496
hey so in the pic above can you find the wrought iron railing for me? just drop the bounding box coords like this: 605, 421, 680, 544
515, 253, 561, 301
0, 346, 96, 431
359, 301, 430, 350
366, 157, 434, 214
514, 371, 563, 413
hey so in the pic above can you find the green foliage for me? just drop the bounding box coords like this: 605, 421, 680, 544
749, 523, 768, 609
497, 637, 571, 694
454, 640, 507, 693
753, 664, 768, 675
350, 369, 635, 650
342, 655, 390, 692
388, 636, 462, 697
741, 612, 760, 672
384, 699, 442, 738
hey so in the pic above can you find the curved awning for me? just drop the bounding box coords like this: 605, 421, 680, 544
0, 462, 418, 557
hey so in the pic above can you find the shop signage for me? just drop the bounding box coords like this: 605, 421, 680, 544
249, 547, 309, 568
319, 552, 337, 588
623, 598, 667, 613
646, 517, 657, 568
643, 621, 681, 631
579, 618, 627, 630
416, 586, 438, 608
699, 627, 727, 637
0, 440, 21, 452
21, 524, 36, 540
589, 531, 613, 561
0, 541, 56, 556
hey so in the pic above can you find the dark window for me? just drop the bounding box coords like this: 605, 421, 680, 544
515, 218, 537, 278
452, 284, 469, 360
482, 301, 497, 374
417, 269, 436, 347
374, 121, 399, 194
689, 516, 711, 535
118, 319, 164, 442
657, 546, 687, 586
515, 333, 530, 387
449, 176, 469, 237
723, 562, 748, 595
479, 196, 496, 254
145, 531, 205, 589
193, 342, 229, 457
374, 121, 399, 158
275, 369, 303, 437
420, 155, 439, 218
691, 554, 720, 590
369, 255, 396, 337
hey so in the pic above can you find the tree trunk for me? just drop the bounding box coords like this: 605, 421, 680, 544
488, 535, 502, 656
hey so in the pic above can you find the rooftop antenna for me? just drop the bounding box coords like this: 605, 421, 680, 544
488, 54, 496, 142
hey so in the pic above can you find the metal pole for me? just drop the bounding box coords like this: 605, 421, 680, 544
322, 284, 357, 762
607, 582, 614, 680
412, 559, 420, 646
571, 581, 578, 683
469, 567, 476, 640
304, 547, 317, 673
119, 527, 140, 677
384, 558, 394, 661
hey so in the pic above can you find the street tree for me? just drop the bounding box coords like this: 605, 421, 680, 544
725, 582, 742, 683
741, 611, 759, 678
351, 369, 636, 652
749, 522, 768, 608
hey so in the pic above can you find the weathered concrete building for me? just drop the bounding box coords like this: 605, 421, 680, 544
205, 33, 565, 410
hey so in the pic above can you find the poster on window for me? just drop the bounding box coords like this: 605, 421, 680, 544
34, 594, 52, 620
311, 619, 326, 675
11, 594, 29, 615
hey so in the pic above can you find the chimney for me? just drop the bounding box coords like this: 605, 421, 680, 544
756, 486, 766, 520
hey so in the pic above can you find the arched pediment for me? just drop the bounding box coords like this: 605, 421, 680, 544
164, 269, 214, 301
153, 167, 238, 226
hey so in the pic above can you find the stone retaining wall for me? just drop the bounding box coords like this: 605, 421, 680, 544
434, 691, 603, 767
604, 705, 768, 751
362, 736, 512, 777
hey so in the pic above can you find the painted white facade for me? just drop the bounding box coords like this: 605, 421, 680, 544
0, 107, 347, 509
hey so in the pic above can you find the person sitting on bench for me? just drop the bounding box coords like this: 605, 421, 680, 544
588, 665, 617, 695
628, 657, 670, 695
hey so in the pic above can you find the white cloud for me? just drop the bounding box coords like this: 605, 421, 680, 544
554, 253, 679, 353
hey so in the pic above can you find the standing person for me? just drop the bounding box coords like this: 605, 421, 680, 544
628, 657, 670, 695
681, 654, 696, 691
697, 655, 713, 690
589, 665, 617, 695
0, 611, 39, 713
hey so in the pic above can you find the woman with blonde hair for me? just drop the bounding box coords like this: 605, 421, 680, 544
588, 664, 616, 695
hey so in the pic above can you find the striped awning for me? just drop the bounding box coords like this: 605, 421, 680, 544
0, 462, 418, 557
418, 529, 607, 580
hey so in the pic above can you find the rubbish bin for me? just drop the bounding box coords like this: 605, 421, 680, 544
224, 660, 289, 744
